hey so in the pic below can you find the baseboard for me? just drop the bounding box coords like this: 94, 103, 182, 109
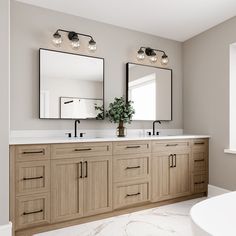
0, 222, 12, 236
208, 184, 230, 197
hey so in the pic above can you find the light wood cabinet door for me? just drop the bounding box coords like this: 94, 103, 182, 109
51, 159, 83, 222
169, 152, 191, 197
151, 154, 171, 202
15, 193, 50, 230
114, 181, 149, 209
16, 160, 50, 196
152, 151, 191, 202
83, 156, 112, 216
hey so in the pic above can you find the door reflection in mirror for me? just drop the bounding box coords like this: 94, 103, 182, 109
127, 63, 172, 121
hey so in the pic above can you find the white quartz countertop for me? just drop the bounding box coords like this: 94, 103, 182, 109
9, 135, 210, 145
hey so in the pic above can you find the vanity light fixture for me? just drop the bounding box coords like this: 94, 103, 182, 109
136, 47, 169, 65
52, 29, 97, 52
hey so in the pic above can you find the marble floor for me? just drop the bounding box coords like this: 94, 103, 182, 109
35, 197, 206, 236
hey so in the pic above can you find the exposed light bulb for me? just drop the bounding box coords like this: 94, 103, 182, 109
71, 35, 80, 49
149, 51, 157, 63
137, 48, 145, 60
52, 32, 62, 47
161, 54, 169, 65
88, 38, 97, 52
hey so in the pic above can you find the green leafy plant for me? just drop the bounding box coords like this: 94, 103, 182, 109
106, 97, 135, 124
95, 104, 104, 120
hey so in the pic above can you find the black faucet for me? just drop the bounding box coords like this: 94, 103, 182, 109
152, 120, 161, 135
74, 120, 80, 137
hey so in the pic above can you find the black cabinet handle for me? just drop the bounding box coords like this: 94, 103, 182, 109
126, 166, 141, 170
79, 161, 83, 178
23, 176, 43, 181
169, 154, 173, 168
22, 150, 44, 155
84, 161, 88, 178
74, 148, 92, 152
194, 159, 205, 162
23, 209, 43, 216
166, 144, 178, 147
126, 146, 141, 149
194, 181, 205, 185
173, 154, 177, 167
126, 192, 140, 197
194, 142, 205, 145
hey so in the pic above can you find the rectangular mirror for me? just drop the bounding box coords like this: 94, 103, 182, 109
39, 49, 104, 119
126, 63, 172, 121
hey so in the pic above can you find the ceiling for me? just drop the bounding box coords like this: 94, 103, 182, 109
16, 0, 236, 41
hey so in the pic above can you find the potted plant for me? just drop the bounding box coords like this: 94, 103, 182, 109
105, 97, 135, 137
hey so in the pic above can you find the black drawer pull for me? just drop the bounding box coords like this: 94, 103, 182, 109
166, 144, 178, 147
194, 159, 205, 162
126, 166, 141, 170
23, 176, 43, 181
84, 161, 88, 178
78, 162, 83, 179
126, 146, 141, 149
194, 181, 205, 185
194, 142, 205, 145
126, 192, 140, 197
22, 150, 44, 155
23, 209, 43, 215
74, 148, 92, 152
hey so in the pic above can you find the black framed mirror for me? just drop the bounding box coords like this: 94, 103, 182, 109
126, 63, 172, 121
39, 49, 104, 119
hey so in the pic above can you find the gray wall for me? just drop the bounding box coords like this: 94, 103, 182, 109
0, 0, 9, 225
10, 1, 183, 131
183, 16, 236, 190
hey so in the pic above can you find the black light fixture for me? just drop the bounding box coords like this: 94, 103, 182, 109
52, 29, 97, 52
136, 47, 169, 65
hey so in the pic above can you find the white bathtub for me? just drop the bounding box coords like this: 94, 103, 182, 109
190, 191, 236, 236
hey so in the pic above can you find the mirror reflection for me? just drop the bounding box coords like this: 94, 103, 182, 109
39, 49, 104, 119
127, 63, 172, 121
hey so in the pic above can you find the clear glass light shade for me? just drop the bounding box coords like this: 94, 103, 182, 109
52, 33, 62, 47
88, 39, 97, 52
137, 52, 145, 60
71, 38, 80, 49
137, 49, 145, 60
150, 55, 158, 62
161, 54, 169, 65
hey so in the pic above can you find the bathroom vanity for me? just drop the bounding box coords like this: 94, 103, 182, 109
9, 135, 209, 236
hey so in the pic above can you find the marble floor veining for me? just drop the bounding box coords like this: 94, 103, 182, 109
35, 198, 206, 236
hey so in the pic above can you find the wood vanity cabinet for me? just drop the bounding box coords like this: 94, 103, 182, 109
10, 145, 51, 231
51, 143, 112, 222
112, 141, 151, 209
151, 140, 191, 202
191, 139, 209, 194
10, 138, 209, 236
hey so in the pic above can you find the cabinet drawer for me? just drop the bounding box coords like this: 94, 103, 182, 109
192, 151, 207, 172
192, 173, 207, 194
152, 140, 190, 153
15, 193, 50, 230
192, 139, 208, 150
16, 161, 50, 196
15, 145, 50, 162
113, 141, 150, 155
113, 154, 150, 182
114, 182, 149, 209
51, 142, 112, 159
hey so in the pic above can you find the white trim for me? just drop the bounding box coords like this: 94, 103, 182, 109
0, 222, 12, 236
208, 184, 230, 197
224, 149, 236, 154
